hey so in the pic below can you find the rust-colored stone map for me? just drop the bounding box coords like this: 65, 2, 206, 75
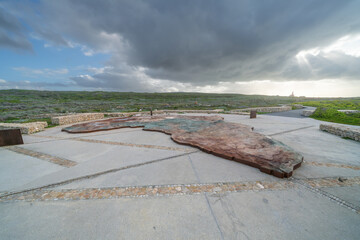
62, 115, 303, 178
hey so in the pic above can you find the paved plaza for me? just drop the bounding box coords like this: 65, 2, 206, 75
1, 112, 359, 239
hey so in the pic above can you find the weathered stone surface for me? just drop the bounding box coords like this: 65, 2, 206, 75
62, 115, 303, 178
0, 121, 47, 134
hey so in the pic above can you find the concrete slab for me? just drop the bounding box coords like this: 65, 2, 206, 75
13, 145, 190, 192
0, 148, 63, 192
293, 163, 360, 179
1, 113, 360, 239
21, 134, 190, 164
207, 187, 360, 240
321, 185, 360, 208
33, 125, 141, 139
265, 106, 316, 118
22, 135, 55, 144
54, 155, 198, 189
0, 195, 223, 240
20, 139, 130, 163
182, 112, 318, 136
81, 128, 194, 150
189, 151, 278, 183
272, 126, 360, 166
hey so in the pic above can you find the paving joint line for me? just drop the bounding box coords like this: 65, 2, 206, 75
4, 146, 77, 168
73, 137, 193, 152
0, 150, 199, 199
268, 125, 315, 136
26, 128, 143, 144
204, 192, 225, 240
0, 179, 296, 202
30, 134, 193, 152
304, 161, 360, 170
292, 177, 360, 214
188, 155, 225, 240
2, 176, 360, 204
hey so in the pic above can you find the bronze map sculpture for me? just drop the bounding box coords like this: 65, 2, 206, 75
62, 115, 303, 178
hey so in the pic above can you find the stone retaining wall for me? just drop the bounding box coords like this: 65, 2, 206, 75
51, 113, 104, 125
0, 122, 48, 134
338, 110, 360, 114
161, 109, 224, 114
232, 106, 292, 113
320, 124, 360, 141
105, 111, 157, 117
301, 110, 315, 117
227, 111, 250, 115
105, 109, 223, 117
292, 104, 304, 109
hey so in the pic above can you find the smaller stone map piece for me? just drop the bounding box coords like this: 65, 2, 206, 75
62, 115, 303, 178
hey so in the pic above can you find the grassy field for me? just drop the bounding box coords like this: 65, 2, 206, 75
298, 99, 360, 126
0, 89, 359, 125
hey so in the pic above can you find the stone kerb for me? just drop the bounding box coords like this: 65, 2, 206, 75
51, 113, 104, 125
320, 124, 360, 142
0, 122, 48, 134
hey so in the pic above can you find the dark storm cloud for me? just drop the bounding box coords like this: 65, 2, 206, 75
3, 0, 360, 90
37, 0, 360, 86
0, 7, 32, 51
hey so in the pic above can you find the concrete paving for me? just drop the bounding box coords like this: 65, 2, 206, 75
0, 148, 64, 192
264, 106, 316, 118
1, 111, 359, 239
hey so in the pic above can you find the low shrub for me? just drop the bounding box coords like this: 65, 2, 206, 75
311, 108, 360, 126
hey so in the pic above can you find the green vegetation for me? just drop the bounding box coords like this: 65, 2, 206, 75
0, 90, 359, 126
298, 99, 360, 110
298, 99, 360, 126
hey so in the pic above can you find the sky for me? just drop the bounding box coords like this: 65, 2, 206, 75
0, 0, 360, 97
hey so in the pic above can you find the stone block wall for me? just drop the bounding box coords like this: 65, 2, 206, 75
320, 124, 360, 142
105, 111, 164, 117
292, 104, 304, 109
232, 106, 292, 113
51, 113, 104, 125
301, 110, 315, 117
227, 111, 250, 115
105, 109, 223, 117
161, 109, 224, 114
338, 110, 360, 114
0, 122, 48, 134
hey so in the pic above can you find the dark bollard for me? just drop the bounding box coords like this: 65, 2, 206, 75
250, 110, 257, 119
0, 129, 24, 146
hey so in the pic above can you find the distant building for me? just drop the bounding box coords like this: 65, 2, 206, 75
290, 91, 295, 97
